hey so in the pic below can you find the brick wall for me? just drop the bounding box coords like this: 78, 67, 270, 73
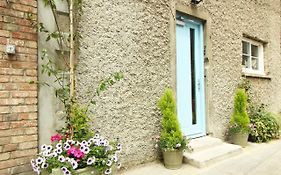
0, 0, 38, 175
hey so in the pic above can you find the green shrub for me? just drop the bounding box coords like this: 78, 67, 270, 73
229, 88, 250, 134
238, 78, 280, 143
248, 104, 279, 143
157, 89, 188, 151
273, 114, 281, 132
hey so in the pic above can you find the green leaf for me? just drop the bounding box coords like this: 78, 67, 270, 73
46, 35, 51, 41
29, 80, 35, 84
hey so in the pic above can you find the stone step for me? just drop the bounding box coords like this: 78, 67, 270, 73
184, 143, 242, 168
189, 136, 223, 152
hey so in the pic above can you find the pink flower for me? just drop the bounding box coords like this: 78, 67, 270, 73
51, 134, 63, 142
67, 146, 85, 159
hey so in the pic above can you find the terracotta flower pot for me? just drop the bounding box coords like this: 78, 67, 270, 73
231, 132, 249, 147
162, 150, 183, 170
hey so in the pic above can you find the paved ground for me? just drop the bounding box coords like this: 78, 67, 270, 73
119, 139, 281, 175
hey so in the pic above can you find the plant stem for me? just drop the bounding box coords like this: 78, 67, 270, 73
48, 0, 70, 67
69, 0, 75, 100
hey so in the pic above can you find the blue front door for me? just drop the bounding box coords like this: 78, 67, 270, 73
176, 13, 206, 138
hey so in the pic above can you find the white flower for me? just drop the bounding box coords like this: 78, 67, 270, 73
71, 160, 78, 169
64, 170, 71, 175
106, 159, 112, 166
66, 140, 73, 145
61, 167, 67, 172
176, 143, 181, 148
112, 154, 118, 162
61, 167, 71, 175
55, 148, 63, 154
87, 157, 95, 165
81, 140, 89, 146
88, 138, 94, 143
31, 164, 38, 171
42, 151, 50, 157
30, 159, 35, 165
50, 152, 58, 157
94, 134, 100, 139
80, 146, 90, 154
41, 144, 47, 151
41, 163, 49, 169
64, 143, 71, 150
94, 140, 100, 146
100, 140, 106, 146
116, 143, 122, 152
35, 157, 44, 165
104, 168, 111, 175
58, 155, 65, 162
56, 143, 62, 149
46, 145, 52, 151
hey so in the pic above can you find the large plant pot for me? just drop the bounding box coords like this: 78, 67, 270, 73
41, 167, 100, 175
162, 150, 183, 170
231, 132, 249, 147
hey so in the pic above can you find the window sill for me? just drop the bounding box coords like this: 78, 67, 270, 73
242, 72, 271, 80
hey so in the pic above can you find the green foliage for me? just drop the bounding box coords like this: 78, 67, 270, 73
42, 0, 56, 8
248, 104, 279, 143
229, 88, 250, 134
89, 72, 124, 106
69, 104, 93, 141
273, 114, 281, 132
157, 89, 188, 151
238, 78, 280, 143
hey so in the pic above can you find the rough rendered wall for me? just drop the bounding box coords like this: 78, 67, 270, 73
200, 0, 281, 138
0, 1, 38, 174
77, 0, 281, 169
77, 0, 172, 168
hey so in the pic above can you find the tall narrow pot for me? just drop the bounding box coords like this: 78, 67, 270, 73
162, 150, 183, 170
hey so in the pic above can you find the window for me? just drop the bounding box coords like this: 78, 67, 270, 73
242, 38, 264, 75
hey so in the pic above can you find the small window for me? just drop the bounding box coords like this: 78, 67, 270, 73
242, 38, 264, 75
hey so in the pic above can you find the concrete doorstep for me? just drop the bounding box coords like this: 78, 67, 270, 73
119, 139, 281, 175
184, 136, 242, 168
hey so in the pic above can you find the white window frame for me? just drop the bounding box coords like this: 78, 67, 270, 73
242, 38, 264, 75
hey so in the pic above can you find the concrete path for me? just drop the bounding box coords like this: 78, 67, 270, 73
120, 139, 281, 175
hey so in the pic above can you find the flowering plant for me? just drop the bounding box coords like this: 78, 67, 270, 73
31, 133, 122, 175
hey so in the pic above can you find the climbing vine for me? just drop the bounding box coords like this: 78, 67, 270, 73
37, 0, 123, 139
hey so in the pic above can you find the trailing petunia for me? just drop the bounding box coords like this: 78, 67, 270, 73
32, 134, 121, 175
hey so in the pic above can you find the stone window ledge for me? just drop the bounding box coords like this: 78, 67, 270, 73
242, 72, 271, 80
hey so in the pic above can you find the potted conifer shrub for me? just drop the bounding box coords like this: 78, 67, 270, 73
228, 88, 250, 147
157, 89, 190, 169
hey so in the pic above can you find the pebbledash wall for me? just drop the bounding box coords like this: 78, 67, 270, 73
76, 0, 281, 169
0, 0, 38, 175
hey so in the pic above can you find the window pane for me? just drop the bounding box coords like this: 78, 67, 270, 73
251, 44, 258, 57
252, 57, 258, 70
190, 28, 197, 125
242, 41, 249, 54
242, 55, 250, 68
